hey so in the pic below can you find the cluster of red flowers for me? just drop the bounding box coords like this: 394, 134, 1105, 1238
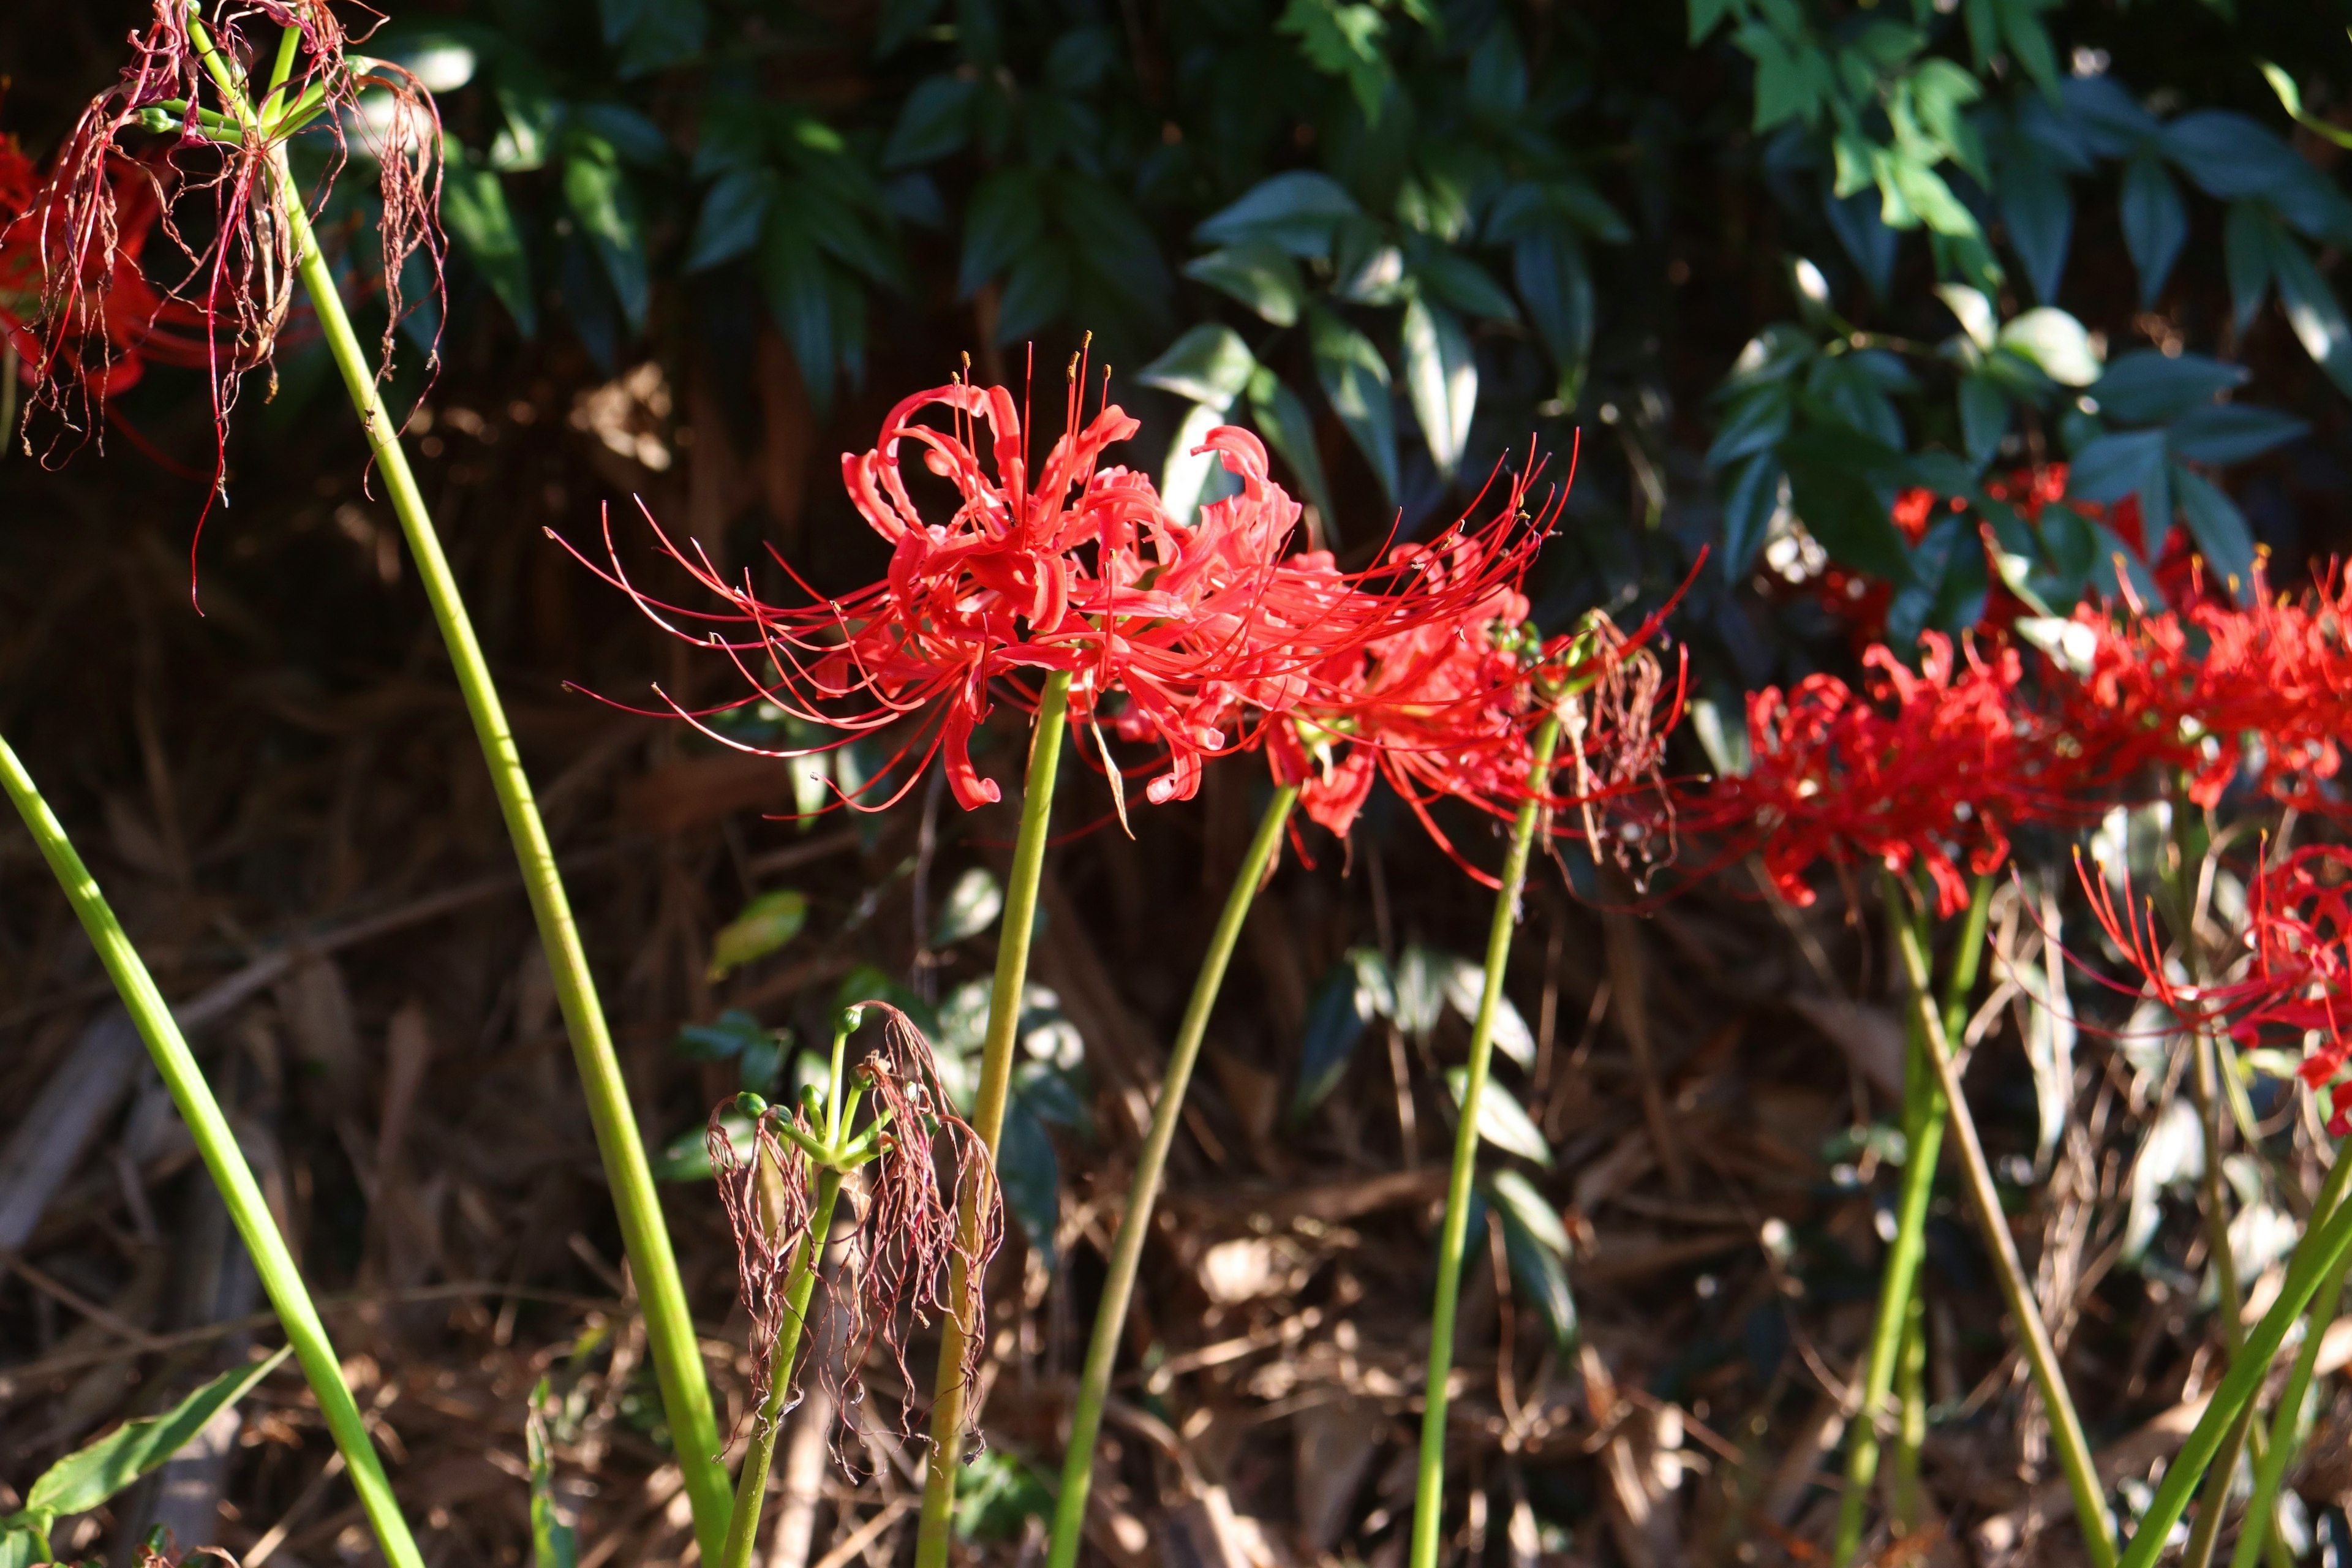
582, 365, 1679, 870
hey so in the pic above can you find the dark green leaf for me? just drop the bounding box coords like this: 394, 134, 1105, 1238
1997, 156, 2071, 304
1183, 244, 1305, 326
2066, 429, 2169, 549
995, 244, 1074, 343
560, 150, 649, 332
959, 169, 1044, 298
600, 0, 706, 77
1496, 1200, 1578, 1348
1044, 25, 1118, 92
1309, 307, 1398, 502
2173, 466, 2255, 602
1139, 324, 1257, 412
932, 867, 1003, 945
1720, 452, 1784, 581
2225, 201, 2277, 332
2093, 351, 2245, 425
708, 889, 809, 981
997, 1101, 1060, 1267
1959, 374, 2009, 465
1277, 0, 1393, 126
1779, 426, 1914, 583
1196, 170, 1362, 258
675, 1009, 771, 1063
1290, 949, 1394, 1124
1400, 296, 1476, 476
2164, 111, 2352, 241
1446, 1068, 1553, 1167
1928, 515, 1991, 630
883, 75, 975, 170
1246, 368, 1337, 532
1412, 251, 1518, 323
28, 1349, 290, 1518
1512, 224, 1593, 397
874, 0, 945, 56
2267, 230, 2352, 398
2165, 404, 2307, 466
442, 148, 535, 334
1705, 386, 1792, 469
685, 167, 778, 272
759, 219, 834, 416
2060, 75, 2160, 159
2119, 152, 2186, 310
1013, 1060, 1092, 1136
571, 104, 671, 167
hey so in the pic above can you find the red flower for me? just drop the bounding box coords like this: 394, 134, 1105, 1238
1689, 631, 2039, 916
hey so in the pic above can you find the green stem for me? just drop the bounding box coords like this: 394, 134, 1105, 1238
1045, 785, 1299, 1568
914, 671, 1071, 1568
719, 1168, 843, 1568
267, 153, 728, 1556
2229, 1151, 2352, 1568
1408, 714, 1564, 1568
0, 735, 426, 1568
1834, 875, 1991, 1564
1885, 870, 2118, 1568
1892, 1287, 1928, 1532
2121, 1189, 2352, 1568
2183, 1031, 2255, 1568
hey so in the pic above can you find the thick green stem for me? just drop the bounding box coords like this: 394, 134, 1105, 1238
1409, 714, 1564, 1568
1892, 1288, 1928, 1531
2123, 1189, 2352, 1568
1885, 870, 2117, 1568
1046, 785, 1298, 1568
0, 736, 426, 1568
914, 672, 1071, 1568
2229, 1151, 2352, 1568
720, 1169, 843, 1568
2182, 1030, 2257, 1568
268, 156, 728, 1555
1834, 875, 1991, 1564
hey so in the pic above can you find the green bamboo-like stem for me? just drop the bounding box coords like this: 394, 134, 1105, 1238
914, 671, 1071, 1568
1409, 713, 1564, 1568
2122, 1188, 2352, 1568
0, 734, 426, 1568
2182, 1028, 2258, 1568
260, 148, 732, 1561
718, 1167, 844, 1568
1885, 870, 2118, 1568
1892, 1287, 1928, 1531
1045, 784, 1300, 1568
2228, 1149, 2352, 1568
1834, 875, 1991, 1564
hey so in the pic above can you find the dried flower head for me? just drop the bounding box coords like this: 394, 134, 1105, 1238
29, 1, 442, 478
706, 1102, 816, 1412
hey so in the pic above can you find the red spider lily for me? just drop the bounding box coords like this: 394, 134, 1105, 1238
31, 1, 441, 478
1687, 631, 2045, 916
2045, 562, 2352, 811
0, 134, 211, 408
576, 372, 1549, 822
2078, 846, 2352, 1131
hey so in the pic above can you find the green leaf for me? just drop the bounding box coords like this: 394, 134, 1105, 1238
997, 1100, 1060, 1267
1291, 948, 1394, 1125
675, 1009, 771, 1063
1138, 324, 1257, 413
442, 148, 535, 335
1308, 307, 1398, 502
1161, 402, 1237, 525
562, 149, 649, 333
28, 1348, 291, 1518
707, 889, 810, 981
2165, 404, 2307, 466
0, 1528, 43, 1568
2173, 466, 2255, 603
2119, 152, 2187, 311
883, 74, 974, 170
1487, 1169, 1569, 1257
1277, 0, 1393, 125
2092, 351, 2245, 425
1400, 296, 1476, 477
2066, 430, 2169, 549
685, 167, 779, 273
1997, 306, 2100, 386
2225, 201, 2277, 333
1512, 224, 1593, 400
1935, 284, 1996, 352
1445, 1068, 1553, 1167
2267, 229, 2352, 398
527, 1379, 577, 1568
1705, 385, 1792, 469
572, 104, 671, 167
1412, 251, 1519, 323
1438, 956, 1533, 1068
933, 867, 1004, 946
1498, 1204, 1578, 1348
1246, 368, 1337, 533
759, 219, 835, 417
1997, 156, 2071, 304
959, 168, 1045, 298
1720, 452, 1784, 581
995, 245, 1073, 344
1779, 426, 1914, 583
1393, 944, 1445, 1038
600, 0, 706, 77
1182, 244, 1305, 327
1196, 170, 1362, 259
1959, 374, 2009, 466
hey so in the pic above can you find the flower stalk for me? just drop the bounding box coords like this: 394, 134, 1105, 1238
914, 670, 1072, 1568
1885, 867, 2119, 1568
1409, 710, 1564, 1568
1834, 872, 1992, 1564
221, 70, 733, 1565
1046, 783, 1301, 1568
0, 733, 426, 1568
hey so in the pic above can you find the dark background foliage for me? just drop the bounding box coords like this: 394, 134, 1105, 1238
7, 2, 2352, 1566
